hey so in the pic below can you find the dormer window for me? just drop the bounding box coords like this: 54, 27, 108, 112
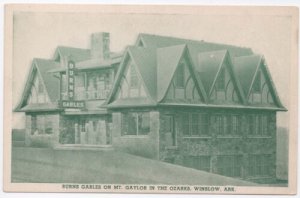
130, 65, 139, 89
175, 63, 185, 88
216, 68, 225, 91
38, 77, 44, 94
253, 71, 261, 93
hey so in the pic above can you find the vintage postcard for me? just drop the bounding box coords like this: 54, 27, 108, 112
3, 4, 298, 194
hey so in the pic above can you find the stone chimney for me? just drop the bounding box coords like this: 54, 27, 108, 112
90, 32, 110, 60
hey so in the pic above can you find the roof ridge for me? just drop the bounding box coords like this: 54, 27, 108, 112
234, 54, 263, 59
139, 33, 252, 51
56, 45, 90, 51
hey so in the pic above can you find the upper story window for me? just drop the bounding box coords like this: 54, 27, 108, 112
175, 63, 185, 88
215, 114, 240, 136
37, 77, 44, 94
216, 68, 225, 91
252, 71, 261, 93
248, 114, 269, 136
130, 65, 139, 89
182, 113, 209, 136
61, 70, 112, 100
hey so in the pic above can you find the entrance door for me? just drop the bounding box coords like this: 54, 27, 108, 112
163, 115, 176, 147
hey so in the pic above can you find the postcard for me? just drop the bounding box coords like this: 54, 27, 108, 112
3, 4, 298, 194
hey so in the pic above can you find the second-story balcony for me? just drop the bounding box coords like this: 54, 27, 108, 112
61, 88, 111, 101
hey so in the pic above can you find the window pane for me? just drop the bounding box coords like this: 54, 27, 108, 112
253, 71, 261, 92
138, 112, 150, 135
261, 115, 268, 135
216, 68, 225, 90
36, 115, 45, 134
38, 77, 44, 93
122, 113, 137, 135
216, 116, 222, 134
31, 115, 37, 135
182, 114, 190, 136
175, 63, 185, 88
249, 115, 254, 135
232, 115, 238, 135
45, 116, 53, 134
191, 114, 199, 136
199, 114, 208, 135
127, 113, 137, 135
130, 65, 139, 89
121, 113, 128, 135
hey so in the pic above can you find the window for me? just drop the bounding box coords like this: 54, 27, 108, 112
182, 113, 209, 136
38, 77, 44, 93
122, 112, 150, 136
31, 115, 53, 135
252, 71, 261, 92
31, 115, 37, 135
175, 63, 185, 88
87, 72, 111, 99
248, 114, 269, 136
162, 115, 176, 147
217, 155, 242, 177
248, 154, 271, 176
75, 73, 85, 100
216, 68, 225, 91
184, 156, 211, 172
215, 114, 240, 135
130, 65, 139, 89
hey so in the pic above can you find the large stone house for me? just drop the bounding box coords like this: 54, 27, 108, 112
15, 32, 286, 183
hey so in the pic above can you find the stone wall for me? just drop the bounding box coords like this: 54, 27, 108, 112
158, 107, 277, 183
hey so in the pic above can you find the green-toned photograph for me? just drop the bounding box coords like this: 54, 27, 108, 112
4, 4, 297, 194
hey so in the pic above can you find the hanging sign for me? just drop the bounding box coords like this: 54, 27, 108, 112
60, 60, 85, 109
60, 100, 85, 109
67, 60, 75, 100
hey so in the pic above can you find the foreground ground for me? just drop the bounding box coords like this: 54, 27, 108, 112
12, 147, 257, 185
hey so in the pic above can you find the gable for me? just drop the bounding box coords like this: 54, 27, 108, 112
115, 58, 148, 99
209, 56, 243, 104
248, 61, 279, 106
163, 56, 202, 103
26, 68, 50, 105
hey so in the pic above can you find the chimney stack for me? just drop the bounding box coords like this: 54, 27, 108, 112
91, 32, 110, 60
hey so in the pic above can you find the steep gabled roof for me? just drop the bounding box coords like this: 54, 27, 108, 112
107, 34, 285, 111
53, 46, 91, 62
128, 46, 157, 101
106, 46, 158, 106
157, 44, 186, 101
50, 49, 123, 73
194, 50, 227, 93
137, 33, 253, 57
35, 59, 60, 102
14, 58, 60, 111
233, 55, 262, 95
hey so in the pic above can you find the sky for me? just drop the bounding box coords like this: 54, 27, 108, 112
12, 7, 294, 128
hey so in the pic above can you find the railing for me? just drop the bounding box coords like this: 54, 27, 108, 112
61, 89, 111, 100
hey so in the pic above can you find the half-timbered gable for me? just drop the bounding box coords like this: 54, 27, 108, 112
27, 68, 50, 104
116, 58, 148, 99
157, 45, 205, 103
234, 55, 283, 107
195, 50, 244, 104
15, 59, 61, 112
107, 46, 157, 107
